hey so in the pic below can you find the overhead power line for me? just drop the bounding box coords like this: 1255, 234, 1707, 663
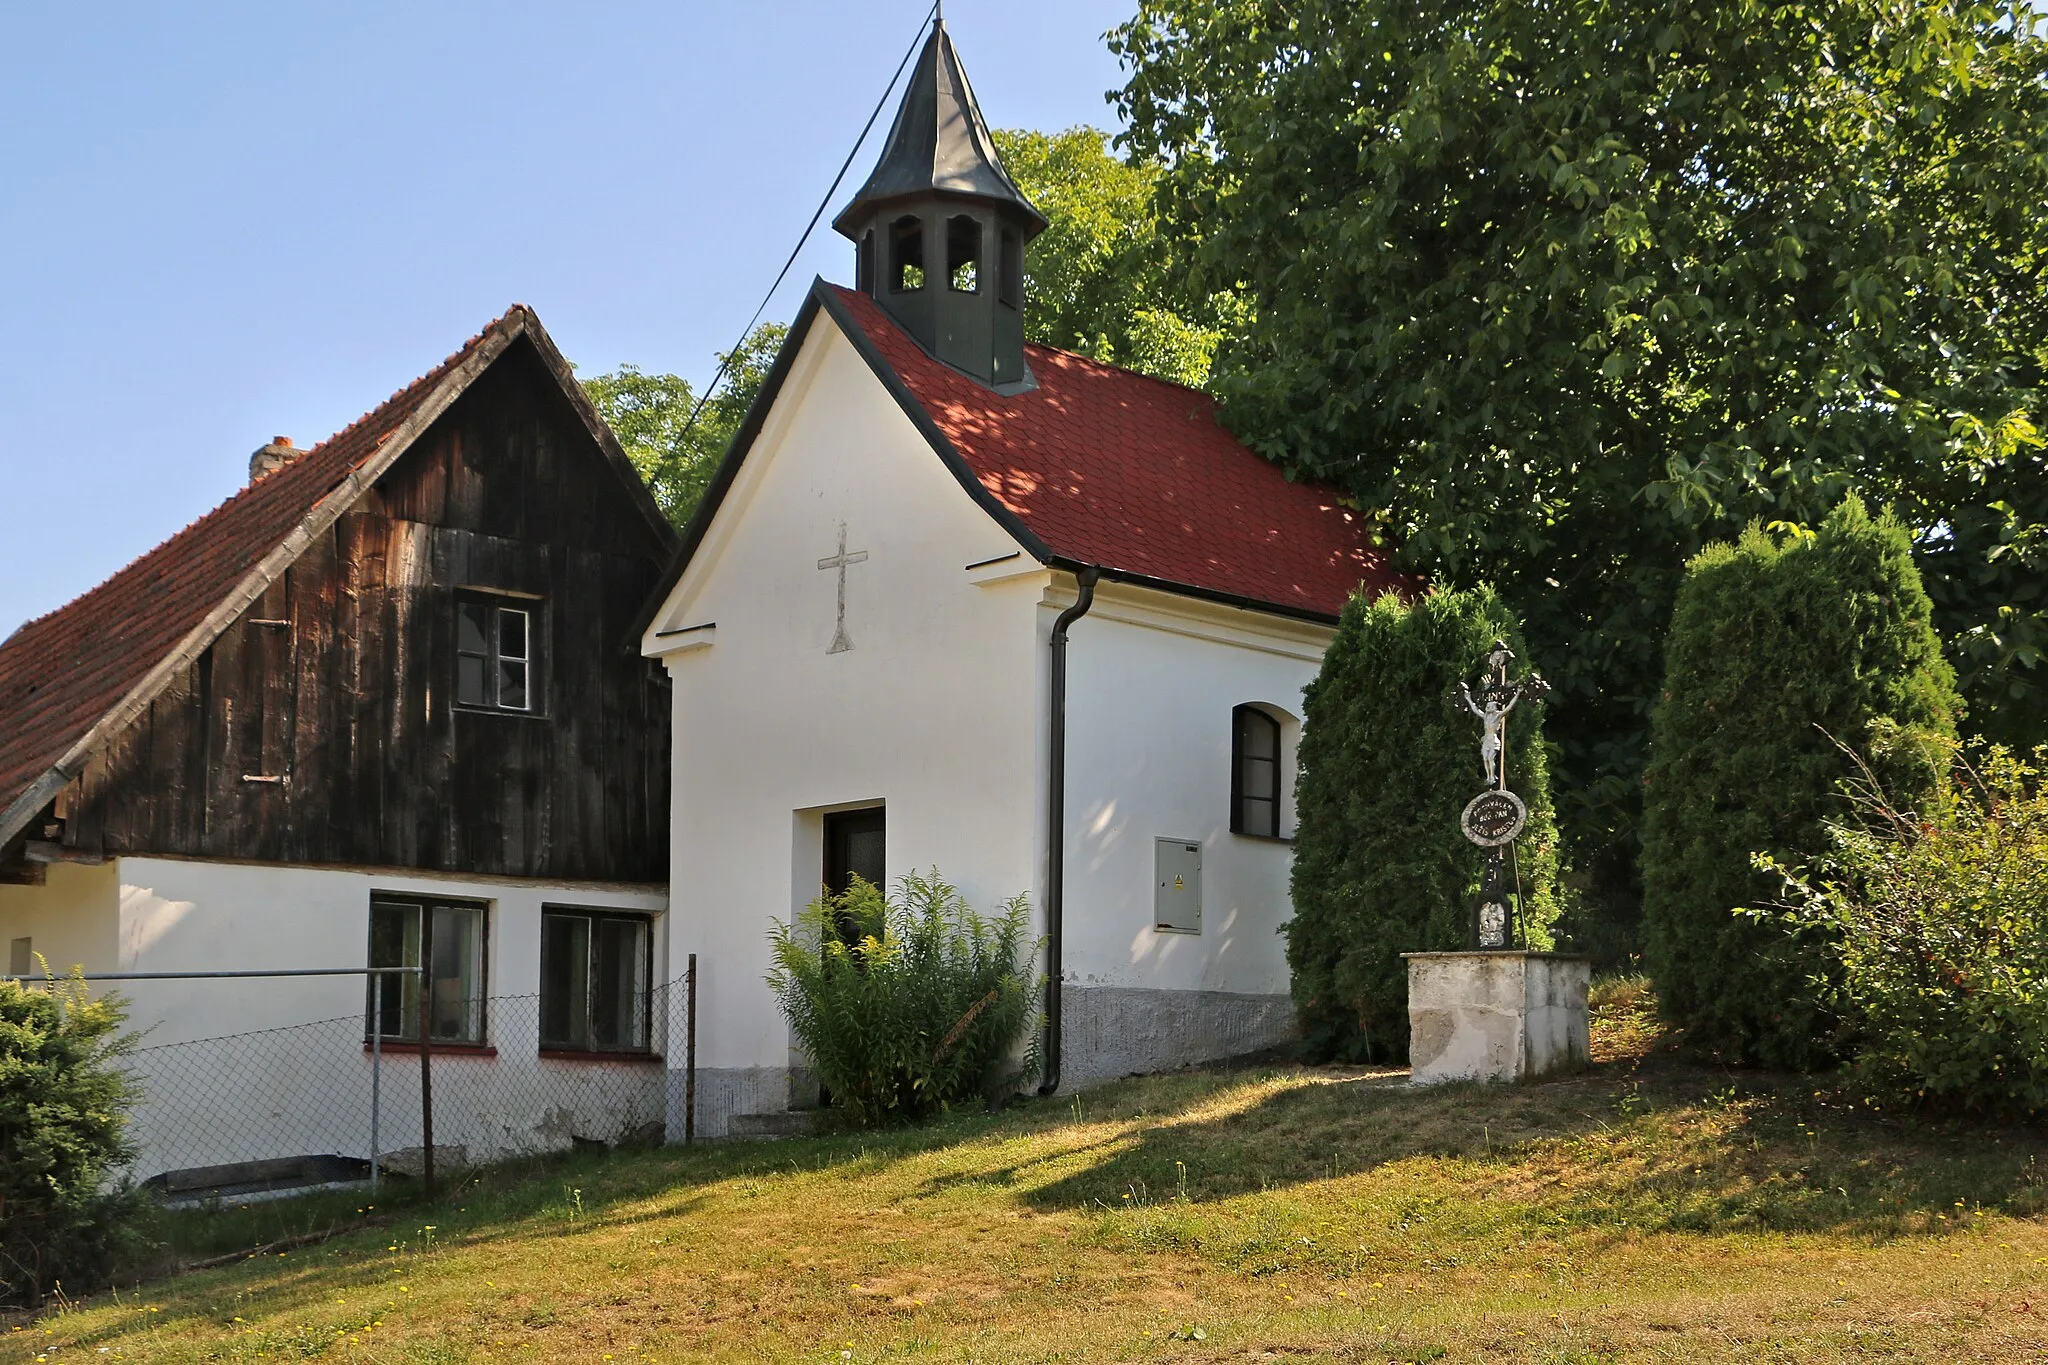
676, 1, 938, 439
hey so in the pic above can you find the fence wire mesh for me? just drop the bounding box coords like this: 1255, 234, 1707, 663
16, 970, 691, 1199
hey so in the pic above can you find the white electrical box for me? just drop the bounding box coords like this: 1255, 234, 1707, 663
1154, 838, 1202, 934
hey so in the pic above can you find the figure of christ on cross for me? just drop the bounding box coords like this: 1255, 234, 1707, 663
817, 522, 868, 654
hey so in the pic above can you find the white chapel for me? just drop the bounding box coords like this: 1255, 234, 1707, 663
640, 19, 1400, 1136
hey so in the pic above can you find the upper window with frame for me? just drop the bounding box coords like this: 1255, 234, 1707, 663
890, 215, 925, 292
367, 897, 488, 1045
540, 909, 652, 1052
457, 595, 538, 714
1230, 704, 1283, 839
946, 215, 981, 293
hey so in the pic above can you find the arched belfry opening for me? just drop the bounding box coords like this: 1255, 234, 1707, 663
832, 18, 1047, 387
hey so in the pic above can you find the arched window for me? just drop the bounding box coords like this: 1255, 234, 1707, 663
998, 225, 1022, 308
890, 215, 925, 292
1231, 705, 1282, 838
857, 229, 875, 293
947, 215, 981, 292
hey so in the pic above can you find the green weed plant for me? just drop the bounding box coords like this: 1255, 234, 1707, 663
1758, 741, 2048, 1117
768, 869, 1040, 1126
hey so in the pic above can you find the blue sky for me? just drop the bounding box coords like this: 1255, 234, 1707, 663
0, 1, 1132, 634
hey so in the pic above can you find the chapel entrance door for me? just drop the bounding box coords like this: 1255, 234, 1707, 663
823, 807, 886, 898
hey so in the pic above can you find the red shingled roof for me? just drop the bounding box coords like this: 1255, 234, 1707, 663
826, 284, 1401, 620
0, 309, 528, 846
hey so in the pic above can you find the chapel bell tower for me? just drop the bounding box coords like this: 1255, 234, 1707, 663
833, 17, 1047, 387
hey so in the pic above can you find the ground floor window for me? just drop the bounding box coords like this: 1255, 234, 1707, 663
540, 910, 651, 1052
367, 898, 487, 1044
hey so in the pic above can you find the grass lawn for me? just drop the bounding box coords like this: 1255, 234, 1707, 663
10, 986, 2048, 1363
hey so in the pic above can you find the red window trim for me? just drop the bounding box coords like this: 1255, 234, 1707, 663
362, 1041, 498, 1059
538, 1048, 665, 1066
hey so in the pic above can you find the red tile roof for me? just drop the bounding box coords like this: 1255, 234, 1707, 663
827, 284, 1403, 620
0, 310, 526, 845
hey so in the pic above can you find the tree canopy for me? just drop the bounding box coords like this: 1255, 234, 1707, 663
582, 323, 787, 529
993, 126, 1247, 389
1113, 0, 2048, 932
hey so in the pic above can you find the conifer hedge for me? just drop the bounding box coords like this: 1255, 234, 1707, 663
1641, 497, 1960, 1068
1287, 586, 1559, 1061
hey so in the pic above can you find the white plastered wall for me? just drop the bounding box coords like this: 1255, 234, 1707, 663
645, 316, 1046, 1115
6, 855, 667, 1175
0, 861, 119, 978
1059, 581, 1329, 999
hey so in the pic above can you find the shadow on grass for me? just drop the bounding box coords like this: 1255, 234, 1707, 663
53, 1050, 2048, 1354
1014, 1054, 2048, 1247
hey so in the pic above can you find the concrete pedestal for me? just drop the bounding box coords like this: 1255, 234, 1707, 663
1402, 951, 1592, 1085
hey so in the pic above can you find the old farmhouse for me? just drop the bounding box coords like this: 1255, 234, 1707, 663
0, 309, 678, 1174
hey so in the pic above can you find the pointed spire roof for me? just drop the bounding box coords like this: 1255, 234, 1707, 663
832, 19, 1047, 238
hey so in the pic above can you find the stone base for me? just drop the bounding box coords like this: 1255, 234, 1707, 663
1402, 952, 1591, 1085
669, 1065, 791, 1141
1058, 985, 1296, 1091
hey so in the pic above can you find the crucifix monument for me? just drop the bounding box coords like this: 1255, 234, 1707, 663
817, 522, 868, 655
1403, 637, 1590, 1086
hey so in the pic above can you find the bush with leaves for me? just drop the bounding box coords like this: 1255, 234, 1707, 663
1287, 585, 1560, 1062
1, 973, 149, 1307
1642, 497, 1960, 1068
768, 870, 1040, 1126
1756, 743, 2048, 1116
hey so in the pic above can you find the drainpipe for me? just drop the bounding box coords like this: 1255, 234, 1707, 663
1040, 564, 1099, 1096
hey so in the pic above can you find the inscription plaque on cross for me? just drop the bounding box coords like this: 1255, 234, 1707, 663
816, 522, 868, 654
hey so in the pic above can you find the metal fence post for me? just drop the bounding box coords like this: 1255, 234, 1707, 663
418, 965, 434, 1201
685, 952, 697, 1145
370, 973, 383, 1196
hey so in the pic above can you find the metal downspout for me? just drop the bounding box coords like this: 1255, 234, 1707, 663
1040, 565, 1099, 1096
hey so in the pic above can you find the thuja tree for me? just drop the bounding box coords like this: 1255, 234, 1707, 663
1642, 497, 1961, 1068
0, 974, 147, 1306
1287, 586, 1560, 1061
1113, 0, 2048, 943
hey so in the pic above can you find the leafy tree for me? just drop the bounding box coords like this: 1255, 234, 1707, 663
1, 973, 148, 1306
583, 322, 787, 528
993, 127, 1248, 388
1113, 0, 2048, 942
1642, 497, 1960, 1068
1288, 585, 1559, 1062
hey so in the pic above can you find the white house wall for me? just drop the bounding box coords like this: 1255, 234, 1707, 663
1056, 581, 1329, 1085
0, 860, 119, 979
646, 317, 1045, 1136
2, 855, 666, 1179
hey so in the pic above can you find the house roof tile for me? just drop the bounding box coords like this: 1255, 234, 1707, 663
0, 310, 524, 847
826, 284, 1403, 621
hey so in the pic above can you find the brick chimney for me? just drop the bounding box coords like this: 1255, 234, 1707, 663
248, 437, 300, 484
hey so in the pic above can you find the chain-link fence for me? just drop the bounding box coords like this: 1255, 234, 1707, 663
10, 962, 697, 1200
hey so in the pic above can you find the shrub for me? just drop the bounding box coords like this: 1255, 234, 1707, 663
767, 870, 1040, 1126
1756, 743, 2048, 1117
1, 972, 149, 1307
1287, 585, 1560, 1062
1641, 496, 1960, 1068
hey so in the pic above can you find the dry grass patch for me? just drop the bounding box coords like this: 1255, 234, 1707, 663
9, 1005, 2048, 1363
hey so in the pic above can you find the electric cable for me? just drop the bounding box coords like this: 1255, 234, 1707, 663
676, 1, 938, 440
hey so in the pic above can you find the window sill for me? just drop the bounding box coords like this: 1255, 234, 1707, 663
452, 705, 549, 721
1230, 830, 1297, 845
538, 1048, 665, 1066
362, 1041, 497, 1058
